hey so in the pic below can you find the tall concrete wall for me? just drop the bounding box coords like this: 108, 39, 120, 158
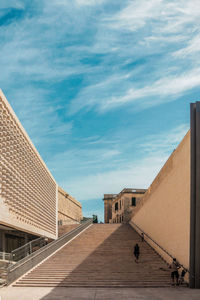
131, 131, 190, 269
58, 187, 82, 224
0, 90, 57, 239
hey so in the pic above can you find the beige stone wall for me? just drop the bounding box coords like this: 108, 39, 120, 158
58, 186, 82, 224
130, 131, 190, 269
0, 90, 57, 239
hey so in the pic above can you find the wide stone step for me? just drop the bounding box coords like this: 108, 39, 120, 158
14, 283, 171, 288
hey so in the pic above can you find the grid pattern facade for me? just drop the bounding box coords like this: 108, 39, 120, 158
0, 91, 57, 238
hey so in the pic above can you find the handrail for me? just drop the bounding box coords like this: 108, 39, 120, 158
11, 236, 44, 253
10, 236, 47, 263
11, 236, 45, 255
7, 218, 93, 272
11, 236, 44, 254
130, 220, 189, 273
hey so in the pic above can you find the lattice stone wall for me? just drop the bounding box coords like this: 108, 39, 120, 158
0, 90, 57, 239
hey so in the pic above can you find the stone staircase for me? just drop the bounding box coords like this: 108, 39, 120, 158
13, 224, 171, 287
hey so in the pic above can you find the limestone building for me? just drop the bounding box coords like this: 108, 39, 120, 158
0, 90, 83, 254
111, 188, 146, 223
0, 90, 58, 253
103, 188, 146, 223
58, 186, 82, 225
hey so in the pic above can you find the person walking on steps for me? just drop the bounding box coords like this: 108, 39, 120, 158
170, 258, 180, 286
134, 243, 140, 263
141, 232, 144, 242
179, 268, 187, 285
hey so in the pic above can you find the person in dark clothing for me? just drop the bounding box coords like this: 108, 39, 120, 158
134, 243, 140, 263
179, 269, 186, 285
141, 232, 144, 242
170, 258, 180, 286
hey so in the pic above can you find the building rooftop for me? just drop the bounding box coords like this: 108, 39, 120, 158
103, 194, 117, 201
103, 188, 147, 201
120, 188, 147, 194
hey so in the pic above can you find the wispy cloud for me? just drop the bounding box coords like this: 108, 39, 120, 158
66, 0, 200, 114
69, 67, 200, 113
0, 1, 195, 219
173, 34, 200, 58
100, 68, 200, 111
107, 0, 200, 34
1, 0, 200, 116
107, 0, 162, 32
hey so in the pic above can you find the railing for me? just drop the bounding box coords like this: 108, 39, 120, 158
0, 252, 12, 261
6, 218, 93, 285
10, 236, 48, 262
130, 220, 189, 273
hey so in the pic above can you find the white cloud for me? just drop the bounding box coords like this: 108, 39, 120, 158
173, 34, 200, 58
1, 0, 200, 116
107, 0, 162, 32
75, 0, 104, 6
63, 0, 200, 114
107, 0, 200, 34
101, 68, 200, 110
69, 67, 200, 113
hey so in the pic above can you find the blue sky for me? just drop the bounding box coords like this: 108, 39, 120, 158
0, 0, 199, 222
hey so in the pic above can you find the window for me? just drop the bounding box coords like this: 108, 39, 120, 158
132, 197, 136, 206
120, 200, 121, 210
115, 202, 118, 211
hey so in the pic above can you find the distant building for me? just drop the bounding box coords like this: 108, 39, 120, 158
58, 186, 82, 225
103, 188, 146, 223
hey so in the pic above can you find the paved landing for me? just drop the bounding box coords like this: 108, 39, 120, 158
1, 287, 200, 300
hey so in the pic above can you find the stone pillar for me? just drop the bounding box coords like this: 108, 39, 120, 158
2, 232, 6, 252
190, 102, 200, 288
24, 233, 28, 244
0, 231, 3, 252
